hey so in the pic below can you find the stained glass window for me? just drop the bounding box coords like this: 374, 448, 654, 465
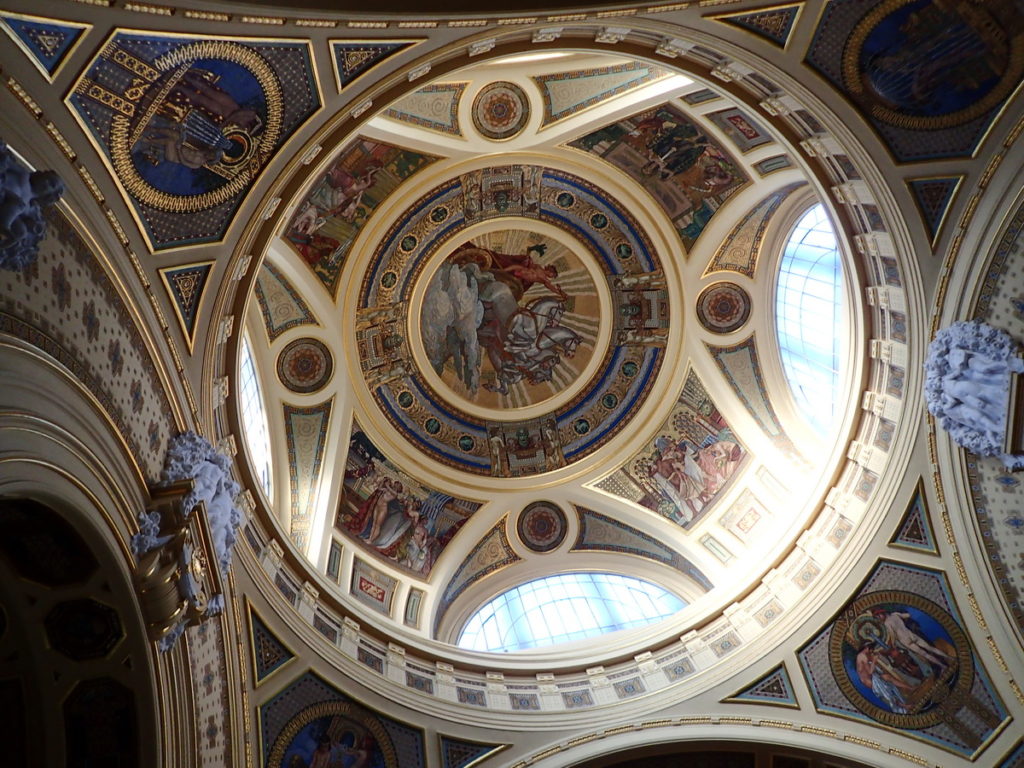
457, 572, 686, 652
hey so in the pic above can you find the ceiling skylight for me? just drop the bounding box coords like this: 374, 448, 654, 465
239, 335, 273, 497
775, 203, 845, 436
457, 572, 686, 653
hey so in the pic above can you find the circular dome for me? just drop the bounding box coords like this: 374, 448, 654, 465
236, 47, 880, 693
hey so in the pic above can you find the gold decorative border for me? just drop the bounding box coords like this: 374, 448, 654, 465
0, 11, 91, 83
708, 2, 804, 52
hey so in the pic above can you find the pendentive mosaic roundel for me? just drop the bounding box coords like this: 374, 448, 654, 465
472, 81, 530, 140
517, 502, 568, 553
357, 164, 670, 478
277, 337, 333, 393
696, 282, 751, 334
828, 590, 973, 730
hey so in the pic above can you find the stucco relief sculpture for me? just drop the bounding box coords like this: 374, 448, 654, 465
132, 432, 242, 649
925, 320, 1024, 470
0, 141, 64, 271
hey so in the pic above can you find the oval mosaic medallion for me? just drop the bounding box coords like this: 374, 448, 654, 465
277, 337, 333, 393
472, 81, 530, 140
517, 501, 568, 553
696, 282, 751, 334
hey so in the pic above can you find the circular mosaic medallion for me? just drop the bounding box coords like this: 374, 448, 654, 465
696, 282, 751, 334
277, 337, 333, 393
828, 590, 972, 730
418, 229, 599, 412
517, 501, 568, 553
472, 81, 530, 140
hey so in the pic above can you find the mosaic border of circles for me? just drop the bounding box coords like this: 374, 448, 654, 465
517, 501, 568, 553
696, 281, 751, 334
471, 81, 530, 141
277, 337, 334, 393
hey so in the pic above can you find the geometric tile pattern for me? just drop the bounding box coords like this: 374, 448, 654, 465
703, 182, 806, 278
707, 335, 800, 458
249, 607, 294, 684
439, 735, 507, 768
0, 12, 89, 80
331, 39, 419, 91
533, 60, 671, 126
571, 506, 714, 592
284, 399, 332, 550
158, 261, 213, 351
434, 519, 520, 635
889, 479, 939, 555
385, 82, 466, 136
254, 262, 317, 342
714, 5, 802, 48
723, 662, 800, 708
907, 176, 962, 246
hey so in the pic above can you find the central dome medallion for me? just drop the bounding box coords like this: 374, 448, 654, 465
355, 164, 671, 478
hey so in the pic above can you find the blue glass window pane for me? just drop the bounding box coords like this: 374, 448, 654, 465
457, 573, 686, 652
775, 204, 844, 435
239, 336, 273, 496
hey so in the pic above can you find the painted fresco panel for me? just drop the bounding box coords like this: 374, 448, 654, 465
284, 138, 438, 295
68, 32, 319, 250
336, 422, 481, 576
569, 103, 748, 251
595, 368, 746, 528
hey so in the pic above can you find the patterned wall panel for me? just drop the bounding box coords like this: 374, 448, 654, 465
569, 103, 749, 251
68, 32, 320, 250
254, 262, 317, 342
0, 11, 89, 81
797, 560, 1008, 758
438, 735, 506, 768
248, 604, 294, 685
706, 335, 799, 457
571, 506, 713, 591
284, 399, 332, 549
723, 663, 800, 708
889, 480, 938, 555
385, 82, 466, 137
532, 61, 671, 126
261, 672, 426, 768
0, 209, 176, 481
703, 182, 805, 278
330, 39, 419, 92
806, 0, 1024, 161
158, 260, 213, 351
713, 5, 802, 49
434, 519, 520, 635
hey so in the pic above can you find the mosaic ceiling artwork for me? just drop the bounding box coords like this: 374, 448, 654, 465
356, 164, 669, 477
0, 11, 89, 81
569, 103, 749, 251
798, 561, 1008, 757
283, 137, 439, 296
68, 32, 320, 251
595, 367, 746, 529
806, 0, 1024, 161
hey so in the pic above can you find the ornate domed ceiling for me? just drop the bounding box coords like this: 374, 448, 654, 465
242, 49, 863, 655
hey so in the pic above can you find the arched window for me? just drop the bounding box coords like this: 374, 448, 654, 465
239, 335, 273, 496
457, 572, 686, 652
775, 204, 845, 436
